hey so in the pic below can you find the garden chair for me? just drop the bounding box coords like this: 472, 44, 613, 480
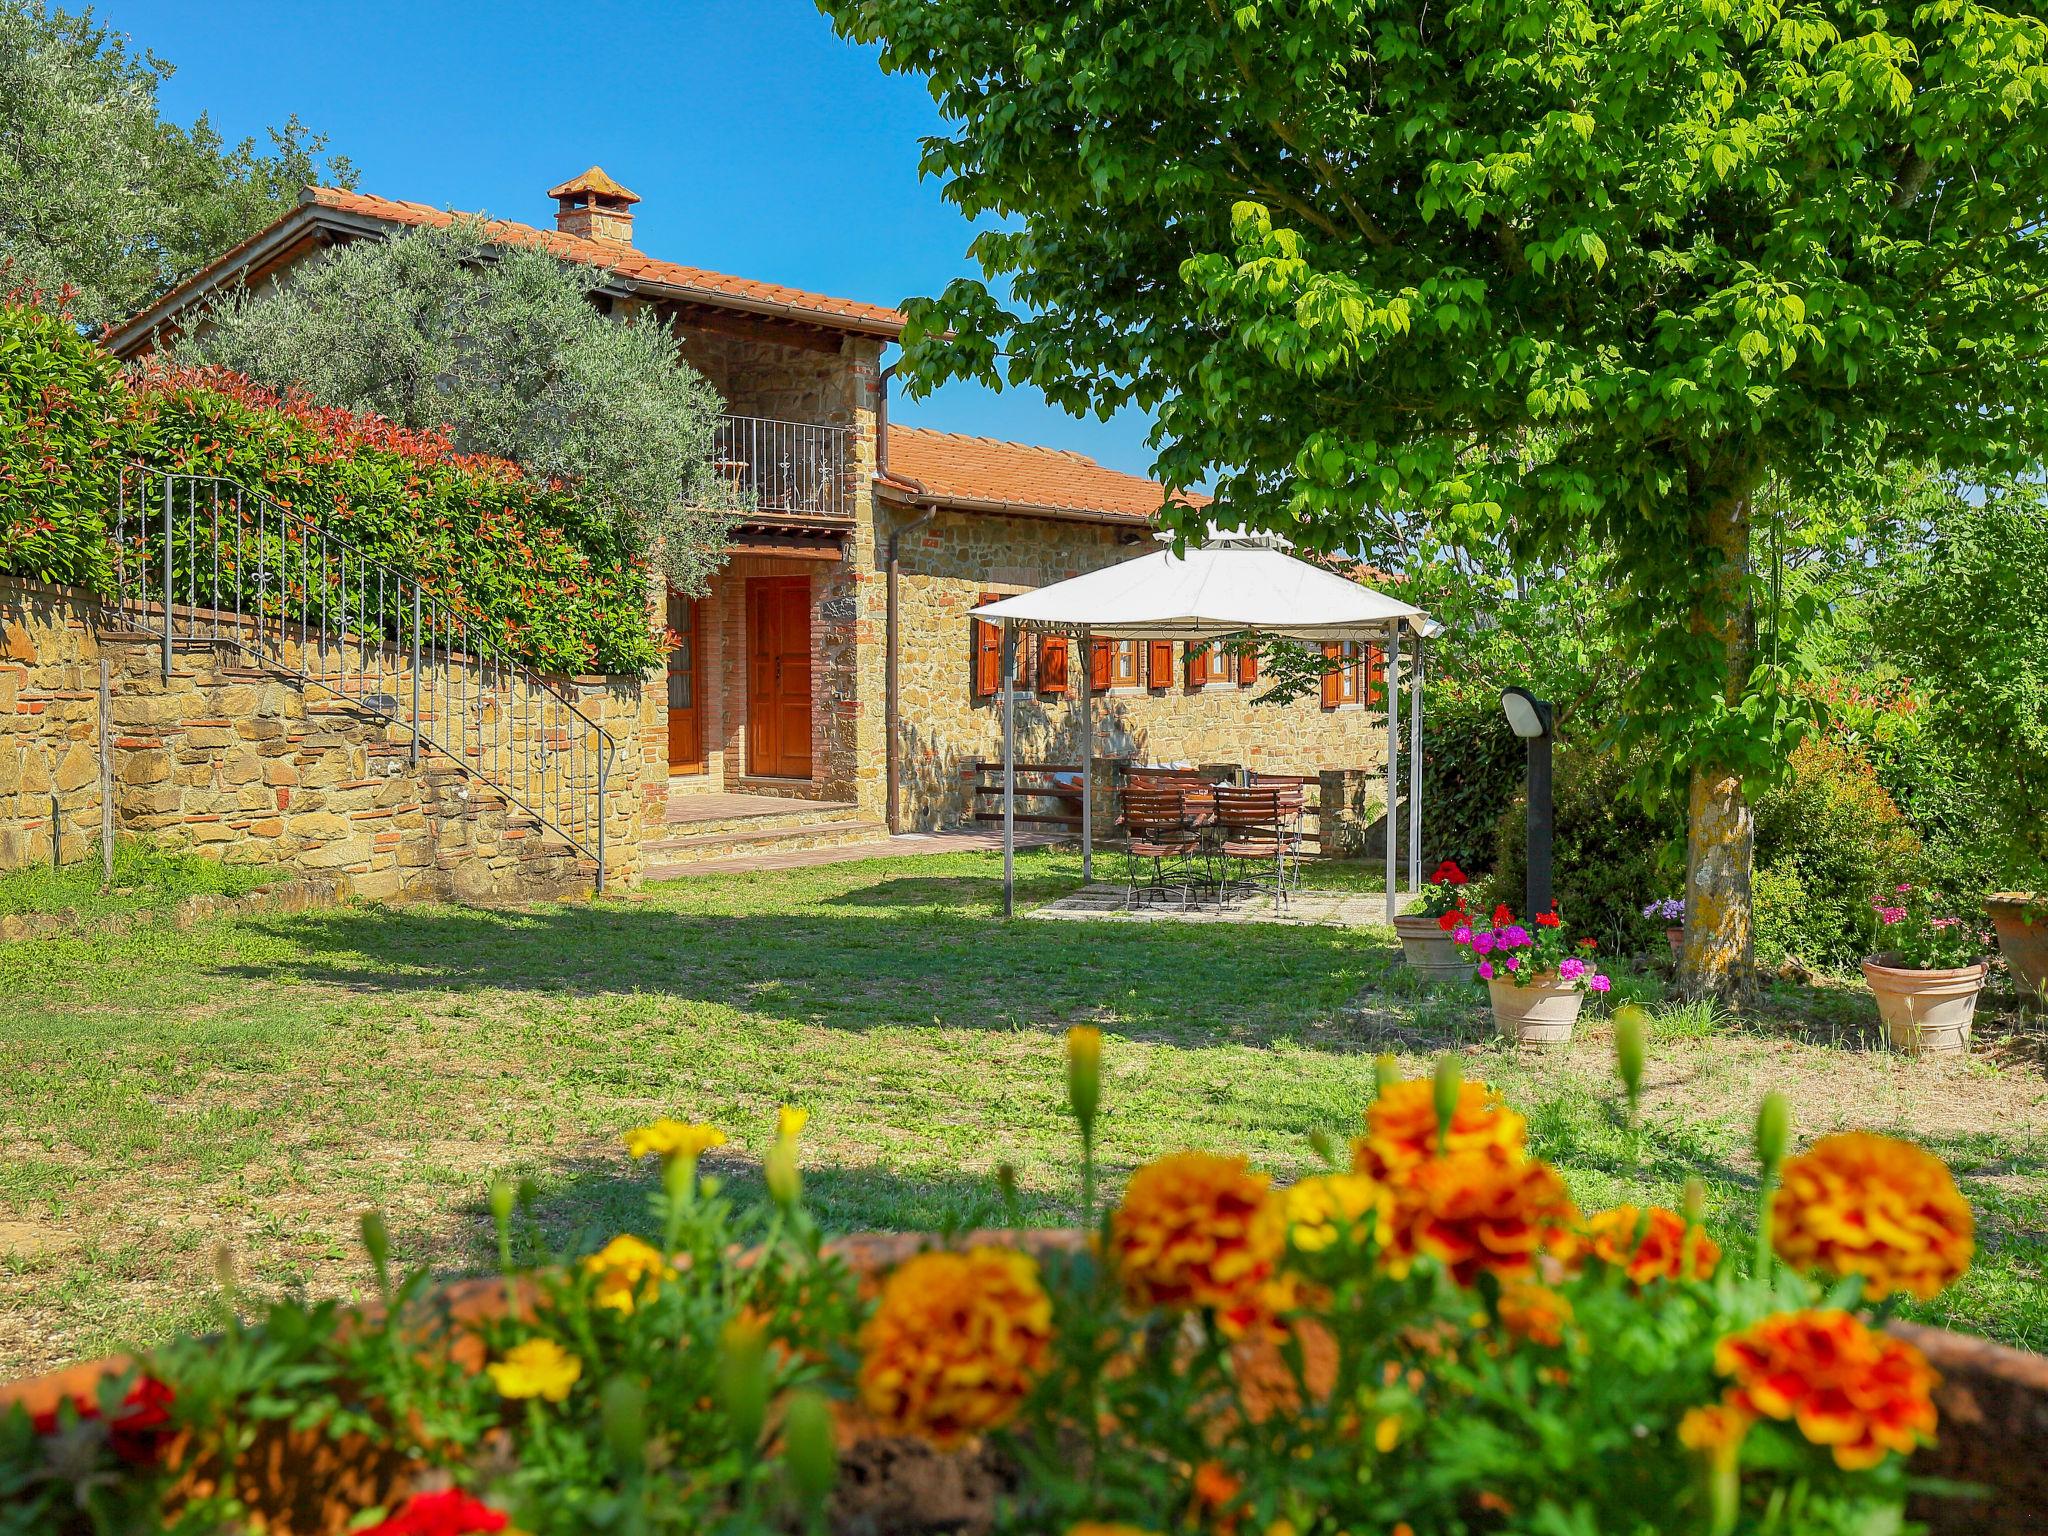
1120, 786, 1203, 910
1246, 771, 1310, 888
1214, 785, 1290, 912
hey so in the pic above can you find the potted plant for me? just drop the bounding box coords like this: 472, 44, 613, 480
1862, 885, 1992, 1056
1643, 896, 1686, 960
1450, 902, 1612, 1045
1393, 860, 1475, 979
1985, 892, 2048, 1013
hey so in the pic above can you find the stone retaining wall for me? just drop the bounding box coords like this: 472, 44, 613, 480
1, 576, 653, 900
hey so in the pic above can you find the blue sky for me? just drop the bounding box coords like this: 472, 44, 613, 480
103, 0, 1162, 476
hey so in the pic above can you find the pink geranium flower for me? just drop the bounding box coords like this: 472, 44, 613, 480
1478, 960, 1495, 980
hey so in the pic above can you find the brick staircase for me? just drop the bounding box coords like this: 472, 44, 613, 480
641, 790, 889, 878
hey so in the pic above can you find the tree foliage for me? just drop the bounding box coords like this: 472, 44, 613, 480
0, 1, 354, 333
821, 0, 2048, 991
1881, 495, 2048, 892
177, 220, 736, 593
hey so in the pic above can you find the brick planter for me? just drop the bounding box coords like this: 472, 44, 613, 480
1, 1230, 2040, 1535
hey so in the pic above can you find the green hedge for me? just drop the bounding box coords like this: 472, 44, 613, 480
0, 298, 659, 675
1419, 688, 1525, 874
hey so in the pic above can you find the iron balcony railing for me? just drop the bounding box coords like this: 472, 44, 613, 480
714, 413, 850, 522
113, 470, 618, 890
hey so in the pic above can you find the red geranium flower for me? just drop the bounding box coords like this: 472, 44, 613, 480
359, 1489, 509, 1536
1577, 938, 1599, 951
1493, 904, 1514, 926
1437, 907, 1467, 932
1430, 860, 1468, 887
31, 1375, 177, 1467
1536, 910, 1561, 929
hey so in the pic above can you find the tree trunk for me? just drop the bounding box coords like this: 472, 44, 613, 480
1679, 489, 1757, 1002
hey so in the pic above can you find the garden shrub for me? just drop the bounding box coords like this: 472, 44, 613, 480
1485, 745, 1684, 953
1752, 737, 1922, 970
0, 288, 145, 591
1420, 688, 1525, 875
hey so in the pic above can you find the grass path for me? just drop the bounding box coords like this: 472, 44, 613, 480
1, 849, 2042, 1377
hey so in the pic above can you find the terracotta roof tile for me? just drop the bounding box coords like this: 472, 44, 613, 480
297, 187, 904, 334
882, 426, 1208, 523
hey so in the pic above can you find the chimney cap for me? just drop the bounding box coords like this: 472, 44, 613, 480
547, 166, 641, 207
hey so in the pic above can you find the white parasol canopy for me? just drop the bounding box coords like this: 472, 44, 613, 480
974, 533, 1426, 642
970, 532, 1435, 917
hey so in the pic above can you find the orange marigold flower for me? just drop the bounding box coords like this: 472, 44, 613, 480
1580, 1205, 1720, 1284
1771, 1132, 1973, 1301
1715, 1309, 1939, 1471
1382, 1151, 1577, 1287
1678, 1401, 1754, 1458
857, 1246, 1053, 1449
1352, 1079, 1525, 1183
1497, 1278, 1572, 1347
1066, 1527, 1160, 1536
1111, 1152, 1284, 1337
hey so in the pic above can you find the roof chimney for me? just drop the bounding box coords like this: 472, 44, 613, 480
547, 166, 640, 247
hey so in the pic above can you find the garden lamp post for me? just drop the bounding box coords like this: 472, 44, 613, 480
1500, 686, 1554, 918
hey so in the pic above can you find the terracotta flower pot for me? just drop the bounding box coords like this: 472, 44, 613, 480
1392, 913, 1467, 980
1986, 894, 2048, 1012
1485, 971, 1584, 1046
1862, 957, 1989, 1057
1665, 926, 1685, 961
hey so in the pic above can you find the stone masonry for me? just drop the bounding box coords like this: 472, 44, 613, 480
1, 576, 655, 899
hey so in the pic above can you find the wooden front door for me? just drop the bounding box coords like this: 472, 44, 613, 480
746, 576, 812, 779
665, 589, 704, 774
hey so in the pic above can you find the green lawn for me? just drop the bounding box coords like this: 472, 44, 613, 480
1, 848, 2043, 1380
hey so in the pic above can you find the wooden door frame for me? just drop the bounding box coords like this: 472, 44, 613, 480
745, 574, 814, 781
665, 589, 705, 775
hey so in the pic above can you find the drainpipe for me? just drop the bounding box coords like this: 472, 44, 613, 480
885, 501, 937, 833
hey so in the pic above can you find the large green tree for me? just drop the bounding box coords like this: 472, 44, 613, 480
177, 220, 736, 593
820, 0, 2048, 995
0, 1, 353, 332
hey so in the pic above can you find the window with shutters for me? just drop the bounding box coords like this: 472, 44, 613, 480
1188, 641, 1237, 688
1147, 639, 1175, 687
1110, 640, 1141, 689
1237, 643, 1259, 686
1320, 642, 1363, 708
971, 595, 1002, 699
1037, 634, 1070, 695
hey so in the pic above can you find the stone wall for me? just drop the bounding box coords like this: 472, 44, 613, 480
0, 577, 652, 900
873, 506, 1391, 832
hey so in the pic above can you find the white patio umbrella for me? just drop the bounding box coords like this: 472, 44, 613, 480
974, 532, 1436, 916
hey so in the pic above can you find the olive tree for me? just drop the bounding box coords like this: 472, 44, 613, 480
820, 0, 2048, 995
178, 219, 735, 593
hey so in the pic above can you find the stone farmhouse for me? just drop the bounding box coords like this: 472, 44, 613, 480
105, 169, 1392, 870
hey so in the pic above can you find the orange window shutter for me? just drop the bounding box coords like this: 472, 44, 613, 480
1090, 637, 1112, 691
1321, 643, 1343, 708
1038, 634, 1069, 694
1188, 643, 1207, 687
1366, 643, 1385, 706
1148, 639, 1174, 685
1238, 645, 1258, 685
972, 595, 1001, 698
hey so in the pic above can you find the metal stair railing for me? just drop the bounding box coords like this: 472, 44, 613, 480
112, 469, 617, 891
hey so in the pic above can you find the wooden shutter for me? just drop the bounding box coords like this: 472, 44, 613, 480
1147, 640, 1174, 686
1365, 644, 1386, 707
1238, 645, 1258, 685
1320, 642, 1343, 708
1188, 643, 1210, 687
972, 594, 1002, 699
1038, 634, 1070, 695
1090, 638, 1112, 691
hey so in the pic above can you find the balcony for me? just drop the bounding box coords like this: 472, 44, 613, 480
714, 413, 851, 528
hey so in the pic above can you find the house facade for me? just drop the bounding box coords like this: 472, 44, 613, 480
111, 170, 1392, 847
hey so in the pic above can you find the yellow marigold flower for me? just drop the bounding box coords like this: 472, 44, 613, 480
857, 1246, 1053, 1449
487, 1336, 582, 1403
1771, 1132, 1973, 1301
1497, 1278, 1572, 1348
1352, 1078, 1526, 1183
1381, 1150, 1577, 1288
1679, 1400, 1754, 1457
1579, 1204, 1719, 1285
777, 1104, 809, 1140
1110, 1152, 1285, 1337
582, 1233, 667, 1314
1285, 1172, 1389, 1254
1715, 1309, 1938, 1471
623, 1118, 727, 1163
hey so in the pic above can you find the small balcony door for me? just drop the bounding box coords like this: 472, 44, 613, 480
746, 575, 812, 779
665, 589, 704, 775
